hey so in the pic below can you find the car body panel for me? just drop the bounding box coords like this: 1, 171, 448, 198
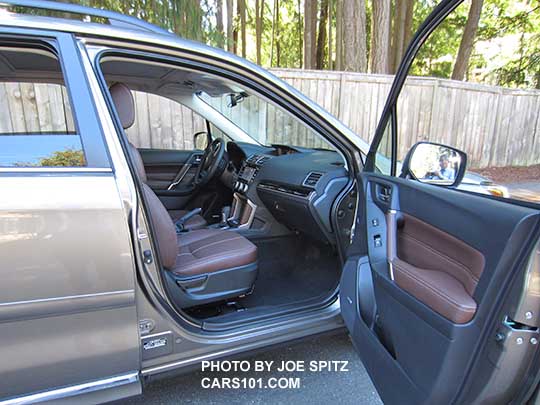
0, 25, 142, 403
0, 174, 141, 400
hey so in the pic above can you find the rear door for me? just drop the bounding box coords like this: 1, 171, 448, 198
340, 1, 540, 404
0, 29, 140, 402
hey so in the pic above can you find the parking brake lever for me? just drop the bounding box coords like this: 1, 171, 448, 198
175, 208, 202, 232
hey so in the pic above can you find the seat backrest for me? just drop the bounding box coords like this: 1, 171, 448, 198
139, 182, 178, 269
110, 82, 177, 269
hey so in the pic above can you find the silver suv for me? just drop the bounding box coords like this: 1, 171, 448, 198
0, 1, 539, 404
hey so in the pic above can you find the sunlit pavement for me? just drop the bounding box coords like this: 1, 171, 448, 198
116, 332, 382, 405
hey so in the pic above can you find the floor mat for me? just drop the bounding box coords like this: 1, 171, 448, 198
185, 236, 341, 322
240, 236, 340, 307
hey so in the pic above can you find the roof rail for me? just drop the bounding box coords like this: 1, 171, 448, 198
0, 0, 173, 36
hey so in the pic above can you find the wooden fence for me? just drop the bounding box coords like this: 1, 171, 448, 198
2, 70, 539, 169
273, 69, 540, 169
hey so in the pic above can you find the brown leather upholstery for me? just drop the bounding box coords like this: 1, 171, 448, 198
173, 229, 257, 277
169, 210, 208, 231
393, 213, 485, 324
112, 83, 256, 303
127, 143, 256, 275
129, 141, 148, 183
393, 259, 477, 324
110, 83, 206, 229
141, 182, 178, 269
124, 144, 257, 300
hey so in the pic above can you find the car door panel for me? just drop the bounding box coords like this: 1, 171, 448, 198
0, 30, 141, 402
342, 173, 540, 404
138, 148, 202, 209
392, 212, 484, 323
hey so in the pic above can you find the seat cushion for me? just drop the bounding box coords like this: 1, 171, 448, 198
172, 229, 257, 278
169, 210, 207, 230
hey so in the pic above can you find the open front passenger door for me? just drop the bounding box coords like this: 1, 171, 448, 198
340, 1, 540, 404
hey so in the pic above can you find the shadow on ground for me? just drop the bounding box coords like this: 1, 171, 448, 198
117, 332, 382, 405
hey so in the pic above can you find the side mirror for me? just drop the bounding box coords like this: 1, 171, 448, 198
193, 131, 210, 150
400, 141, 467, 187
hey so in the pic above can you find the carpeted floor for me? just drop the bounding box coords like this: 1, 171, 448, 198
186, 235, 341, 322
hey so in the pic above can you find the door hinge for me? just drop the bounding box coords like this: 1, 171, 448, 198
495, 316, 539, 346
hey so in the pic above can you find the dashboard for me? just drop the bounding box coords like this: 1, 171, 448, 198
224, 141, 349, 244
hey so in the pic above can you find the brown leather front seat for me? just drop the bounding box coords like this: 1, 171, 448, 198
109, 83, 206, 231
138, 169, 258, 307
110, 83, 258, 307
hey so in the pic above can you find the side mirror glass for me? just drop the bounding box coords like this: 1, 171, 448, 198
193, 131, 209, 150
401, 141, 467, 187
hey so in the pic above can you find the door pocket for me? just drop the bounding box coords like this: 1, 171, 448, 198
389, 213, 485, 324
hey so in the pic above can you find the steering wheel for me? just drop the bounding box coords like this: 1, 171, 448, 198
193, 138, 226, 188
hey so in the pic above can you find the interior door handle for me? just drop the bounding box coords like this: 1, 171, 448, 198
374, 183, 393, 204
386, 209, 398, 281
167, 163, 192, 190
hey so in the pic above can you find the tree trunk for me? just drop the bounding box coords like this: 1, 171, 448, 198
255, 0, 262, 64
298, 0, 303, 68
238, 0, 247, 58
452, 0, 484, 81
233, 0, 239, 54
342, 0, 367, 72
216, 0, 225, 49
316, 0, 329, 69
275, 0, 281, 66
335, 0, 343, 70
328, 0, 333, 69
390, 0, 414, 73
303, 0, 318, 69
226, 0, 234, 52
370, 0, 391, 74
270, 0, 277, 66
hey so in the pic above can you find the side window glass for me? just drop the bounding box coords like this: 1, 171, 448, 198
0, 46, 84, 167
394, 2, 539, 204
373, 119, 393, 175
125, 91, 207, 150
199, 91, 339, 152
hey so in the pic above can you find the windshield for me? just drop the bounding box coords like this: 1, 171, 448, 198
198, 91, 338, 152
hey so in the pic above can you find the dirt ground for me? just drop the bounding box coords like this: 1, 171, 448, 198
471, 164, 540, 184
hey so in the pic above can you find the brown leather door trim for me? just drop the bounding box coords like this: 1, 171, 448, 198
387, 212, 485, 323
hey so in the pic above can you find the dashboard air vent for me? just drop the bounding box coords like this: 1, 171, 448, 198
303, 172, 324, 188
246, 154, 272, 165
246, 154, 260, 164
256, 156, 272, 164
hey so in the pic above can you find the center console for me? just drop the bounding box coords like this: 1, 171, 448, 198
233, 154, 271, 194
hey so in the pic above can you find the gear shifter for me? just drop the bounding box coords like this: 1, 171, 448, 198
221, 206, 231, 226
226, 218, 240, 228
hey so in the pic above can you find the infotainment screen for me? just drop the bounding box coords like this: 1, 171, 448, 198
241, 166, 257, 181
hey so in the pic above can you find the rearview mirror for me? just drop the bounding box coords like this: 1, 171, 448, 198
401, 141, 467, 187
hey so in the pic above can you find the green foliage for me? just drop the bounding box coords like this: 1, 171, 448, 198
23, 0, 540, 88
478, 2, 540, 88
39, 149, 86, 167
410, 0, 469, 78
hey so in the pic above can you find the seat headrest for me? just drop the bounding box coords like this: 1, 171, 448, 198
109, 83, 135, 129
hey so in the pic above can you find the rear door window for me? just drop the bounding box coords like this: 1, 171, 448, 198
0, 45, 84, 167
